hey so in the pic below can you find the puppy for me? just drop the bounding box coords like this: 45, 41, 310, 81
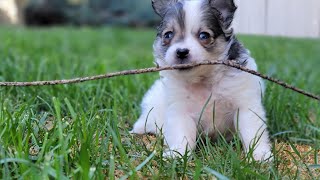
131, 0, 272, 161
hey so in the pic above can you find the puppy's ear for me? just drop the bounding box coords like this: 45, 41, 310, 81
209, 0, 237, 31
152, 0, 178, 17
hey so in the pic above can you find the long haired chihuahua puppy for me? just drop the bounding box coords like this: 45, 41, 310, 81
131, 0, 272, 161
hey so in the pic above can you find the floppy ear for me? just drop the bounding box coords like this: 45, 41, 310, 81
152, 0, 178, 17
209, 0, 237, 31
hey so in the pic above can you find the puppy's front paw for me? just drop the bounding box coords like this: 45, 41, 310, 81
162, 146, 191, 159
252, 145, 273, 162
129, 129, 143, 135
130, 119, 147, 135
162, 149, 182, 159
253, 150, 273, 162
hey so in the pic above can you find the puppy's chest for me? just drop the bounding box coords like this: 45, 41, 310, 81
184, 83, 234, 121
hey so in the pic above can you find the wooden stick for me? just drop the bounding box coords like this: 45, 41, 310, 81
0, 61, 319, 101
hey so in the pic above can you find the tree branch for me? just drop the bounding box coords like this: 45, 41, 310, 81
0, 61, 319, 101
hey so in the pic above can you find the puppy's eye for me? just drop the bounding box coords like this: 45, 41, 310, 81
164, 31, 174, 39
199, 32, 210, 40
162, 31, 174, 45
198, 32, 213, 46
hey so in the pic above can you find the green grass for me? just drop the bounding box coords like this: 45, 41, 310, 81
0, 26, 319, 179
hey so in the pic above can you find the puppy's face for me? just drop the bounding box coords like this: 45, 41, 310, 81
152, 0, 237, 69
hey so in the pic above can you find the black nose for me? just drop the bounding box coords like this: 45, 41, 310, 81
176, 48, 189, 59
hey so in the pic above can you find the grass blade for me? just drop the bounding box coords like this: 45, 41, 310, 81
203, 167, 229, 180
120, 151, 156, 180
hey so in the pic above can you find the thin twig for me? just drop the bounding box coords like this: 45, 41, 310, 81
0, 61, 319, 101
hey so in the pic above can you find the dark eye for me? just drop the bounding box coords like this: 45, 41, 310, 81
199, 32, 211, 40
164, 31, 174, 40
162, 31, 174, 45
198, 32, 212, 46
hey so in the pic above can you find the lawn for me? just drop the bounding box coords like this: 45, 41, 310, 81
0, 27, 319, 179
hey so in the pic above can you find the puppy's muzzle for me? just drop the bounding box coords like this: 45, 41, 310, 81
176, 48, 193, 70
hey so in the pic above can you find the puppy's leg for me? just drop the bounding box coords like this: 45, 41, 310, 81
131, 80, 165, 134
163, 105, 197, 157
235, 103, 272, 161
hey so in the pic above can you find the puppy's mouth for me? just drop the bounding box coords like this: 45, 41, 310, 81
174, 61, 196, 71
175, 64, 196, 71
178, 67, 194, 71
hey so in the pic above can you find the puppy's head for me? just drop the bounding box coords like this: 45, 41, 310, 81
152, 0, 237, 71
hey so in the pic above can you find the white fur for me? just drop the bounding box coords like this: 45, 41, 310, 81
131, 0, 272, 161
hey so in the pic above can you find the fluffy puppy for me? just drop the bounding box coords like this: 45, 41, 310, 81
131, 0, 272, 161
